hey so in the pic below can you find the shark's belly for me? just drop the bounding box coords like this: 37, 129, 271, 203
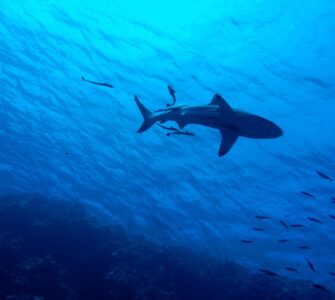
178, 112, 282, 139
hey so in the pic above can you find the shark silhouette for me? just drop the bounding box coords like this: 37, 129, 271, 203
134, 94, 283, 156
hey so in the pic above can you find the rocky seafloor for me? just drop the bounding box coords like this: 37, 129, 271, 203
0, 194, 332, 300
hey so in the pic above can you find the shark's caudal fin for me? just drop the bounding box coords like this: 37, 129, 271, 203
134, 96, 155, 133
218, 129, 238, 156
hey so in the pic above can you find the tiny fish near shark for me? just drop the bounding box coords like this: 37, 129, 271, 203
134, 94, 283, 156
166, 85, 176, 107
81, 76, 113, 88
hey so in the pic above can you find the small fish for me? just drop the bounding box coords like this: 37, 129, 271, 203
301, 191, 316, 199
166, 85, 176, 107
313, 284, 333, 295
279, 220, 289, 229
316, 171, 332, 182
306, 259, 315, 272
241, 239, 254, 243
329, 272, 335, 276
81, 76, 113, 88
166, 131, 195, 137
307, 217, 323, 224
329, 214, 335, 220
259, 269, 279, 276
290, 224, 305, 228
278, 239, 289, 243
298, 245, 311, 250
159, 124, 195, 137
255, 215, 270, 220
285, 267, 297, 272
158, 124, 179, 132
252, 227, 264, 231
331, 197, 335, 201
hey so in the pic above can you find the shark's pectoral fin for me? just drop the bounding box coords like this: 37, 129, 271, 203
218, 129, 238, 157
209, 94, 234, 114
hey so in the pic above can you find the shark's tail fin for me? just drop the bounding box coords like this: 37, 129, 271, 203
134, 96, 155, 133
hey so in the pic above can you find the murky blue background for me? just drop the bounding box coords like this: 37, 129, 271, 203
0, 0, 334, 289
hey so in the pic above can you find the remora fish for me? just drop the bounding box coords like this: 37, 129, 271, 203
166, 85, 176, 107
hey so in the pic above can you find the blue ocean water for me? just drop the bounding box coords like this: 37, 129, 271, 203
0, 0, 335, 298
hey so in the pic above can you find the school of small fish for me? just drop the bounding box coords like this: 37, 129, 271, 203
240, 170, 334, 295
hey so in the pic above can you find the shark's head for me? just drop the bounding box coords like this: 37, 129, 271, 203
262, 119, 283, 138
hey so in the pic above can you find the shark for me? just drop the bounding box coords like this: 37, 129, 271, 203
134, 94, 283, 156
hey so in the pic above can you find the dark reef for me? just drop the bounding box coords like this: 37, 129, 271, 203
0, 194, 331, 300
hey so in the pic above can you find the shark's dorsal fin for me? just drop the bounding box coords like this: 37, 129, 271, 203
218, 129, 238, 157
210, 94, 234, 113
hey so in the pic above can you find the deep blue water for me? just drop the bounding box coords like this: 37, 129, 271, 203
0, 0, 335, 299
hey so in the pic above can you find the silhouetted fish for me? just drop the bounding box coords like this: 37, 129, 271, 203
279, 220, 288, 229
278, 239, 289, 243
301, 191, 316, 199
331, 197, 335, 201
285, 267, 297, 272
241, 239, 254, 243
316, 171, 332, 182
255, 215, 270, 220
259, 269, 279, 276
313, 284, 333, 295
252, 227, 264, 231
306, 259, 315, 272
307, 217, 322, 224
166, 85, 176, 107
329, 272, 335, 276
81, 76, 113, 88
167, 131, 195, 137
298, 245, 311, 250
329, 214, 335, 220
290, 224, 305, 228
158, 124, 179, 132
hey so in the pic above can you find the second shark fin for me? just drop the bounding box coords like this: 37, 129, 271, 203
218, 129, 238, 157
209, 94, 234, 114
